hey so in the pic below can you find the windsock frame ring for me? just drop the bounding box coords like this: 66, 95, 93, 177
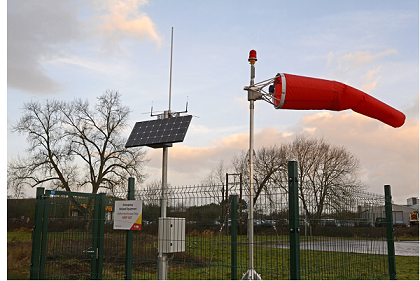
274, 73, 287, 109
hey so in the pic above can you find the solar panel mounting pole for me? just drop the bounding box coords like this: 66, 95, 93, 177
158, 115, 168, 280
161, 110, 169, 221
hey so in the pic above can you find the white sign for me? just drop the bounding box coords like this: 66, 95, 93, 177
113, 200, 142, 230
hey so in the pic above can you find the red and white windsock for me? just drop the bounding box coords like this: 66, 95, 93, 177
271, 73, 406, 128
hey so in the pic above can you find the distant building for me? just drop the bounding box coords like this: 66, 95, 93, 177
407, 197, 418, 207
360, 197, 419, 226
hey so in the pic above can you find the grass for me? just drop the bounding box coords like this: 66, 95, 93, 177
396, 256, 420, 280
7, 231, 419, 280
7, 231, 32, 242
8, 239, 32, 280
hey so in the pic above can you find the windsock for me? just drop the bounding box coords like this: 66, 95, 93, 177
271, 73, 405, 128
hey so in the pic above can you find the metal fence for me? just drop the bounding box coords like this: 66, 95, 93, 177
30, 162, 396, 280
296, 185, 391, 280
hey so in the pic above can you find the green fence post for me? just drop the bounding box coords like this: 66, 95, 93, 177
231, 195, 238, 280
384, 185, 397, 279
97, 193, 106, 280
38, 190, 51, 279
125, 177, 135, 280
30, 187, 45, 280
288, 161, 300, 280
92, 195, 101, 279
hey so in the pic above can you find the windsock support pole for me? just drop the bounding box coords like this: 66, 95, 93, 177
242, 51, 262, 280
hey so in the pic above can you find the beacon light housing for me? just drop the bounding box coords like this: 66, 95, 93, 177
270, 73, 405, 128
248, 50, 257, 65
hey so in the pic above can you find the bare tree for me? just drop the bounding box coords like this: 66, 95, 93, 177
8, 90, 147, 199
201, 160, 228, 204
231, 145, 288, 206
141, 179, 174, 207
7, 157, 28, 198
9, 99, 80, 195
142, 180, 162, 206
285, 135, 365, 222
208, 135, 364, 216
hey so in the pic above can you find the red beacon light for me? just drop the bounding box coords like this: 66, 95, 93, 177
248, 50, 257, 65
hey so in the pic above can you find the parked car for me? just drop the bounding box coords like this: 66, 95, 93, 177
264, 220, 276, 226
299, 219, 310, 227
258, 219, 275, 227
214, 220, 221, 225
342, 220, 355, 227
354, 219, 371, 227
394, 221, 406, 227
375, 217, 386, 227
320, 219, 340, 227
142, 220, 153, 225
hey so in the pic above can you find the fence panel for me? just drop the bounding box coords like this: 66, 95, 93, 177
297, 184, 389, 280
31, 190, 105, 280
100, 195, 129, 280
132, 185, 234, 280
31, 179, 393, 280
251, 187, 291, 280
123, 184, 291, 280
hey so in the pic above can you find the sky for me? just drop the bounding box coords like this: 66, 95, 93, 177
6, 0, 419, 205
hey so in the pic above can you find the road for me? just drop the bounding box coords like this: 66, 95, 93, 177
274, 239, 419, 257
394, 240, 419, 257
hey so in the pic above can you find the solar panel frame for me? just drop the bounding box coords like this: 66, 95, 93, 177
125, 115, 192, 148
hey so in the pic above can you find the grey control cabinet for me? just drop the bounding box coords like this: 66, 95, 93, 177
158, 217, 186, 253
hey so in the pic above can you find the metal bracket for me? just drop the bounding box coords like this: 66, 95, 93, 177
244, 86, 263, 101
244, 76, 280, 105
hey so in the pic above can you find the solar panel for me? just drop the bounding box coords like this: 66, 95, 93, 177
125, 115, 193, 148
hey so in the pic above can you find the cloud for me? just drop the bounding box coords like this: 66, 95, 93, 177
338, 49, 398, 69
402, 95, 419, 120
98, 0, 162, 49
7, 0, 162, 95
143, 126, 294, 185
145, 133, 248, 175
326, 51, 334, 68
361, 66, 381, 92
297, 110, 419, 203
325, 49, 399, 90
7, 0, 81, 94
143, 109, 418, 204
7, 58, 63, 94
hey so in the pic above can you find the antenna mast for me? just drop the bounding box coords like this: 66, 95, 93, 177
127, 27, 192, 281
168, 27, 173, 113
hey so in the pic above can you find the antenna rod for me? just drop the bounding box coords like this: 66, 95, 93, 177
168, 27, 173, 113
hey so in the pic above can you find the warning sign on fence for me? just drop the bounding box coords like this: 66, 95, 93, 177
113, 200, 142, 230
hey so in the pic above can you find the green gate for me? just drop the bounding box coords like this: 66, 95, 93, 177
30, 188, 106, 280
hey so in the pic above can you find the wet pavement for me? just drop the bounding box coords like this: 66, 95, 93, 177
275, 239, 419, 256
394, 240, 419, 257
